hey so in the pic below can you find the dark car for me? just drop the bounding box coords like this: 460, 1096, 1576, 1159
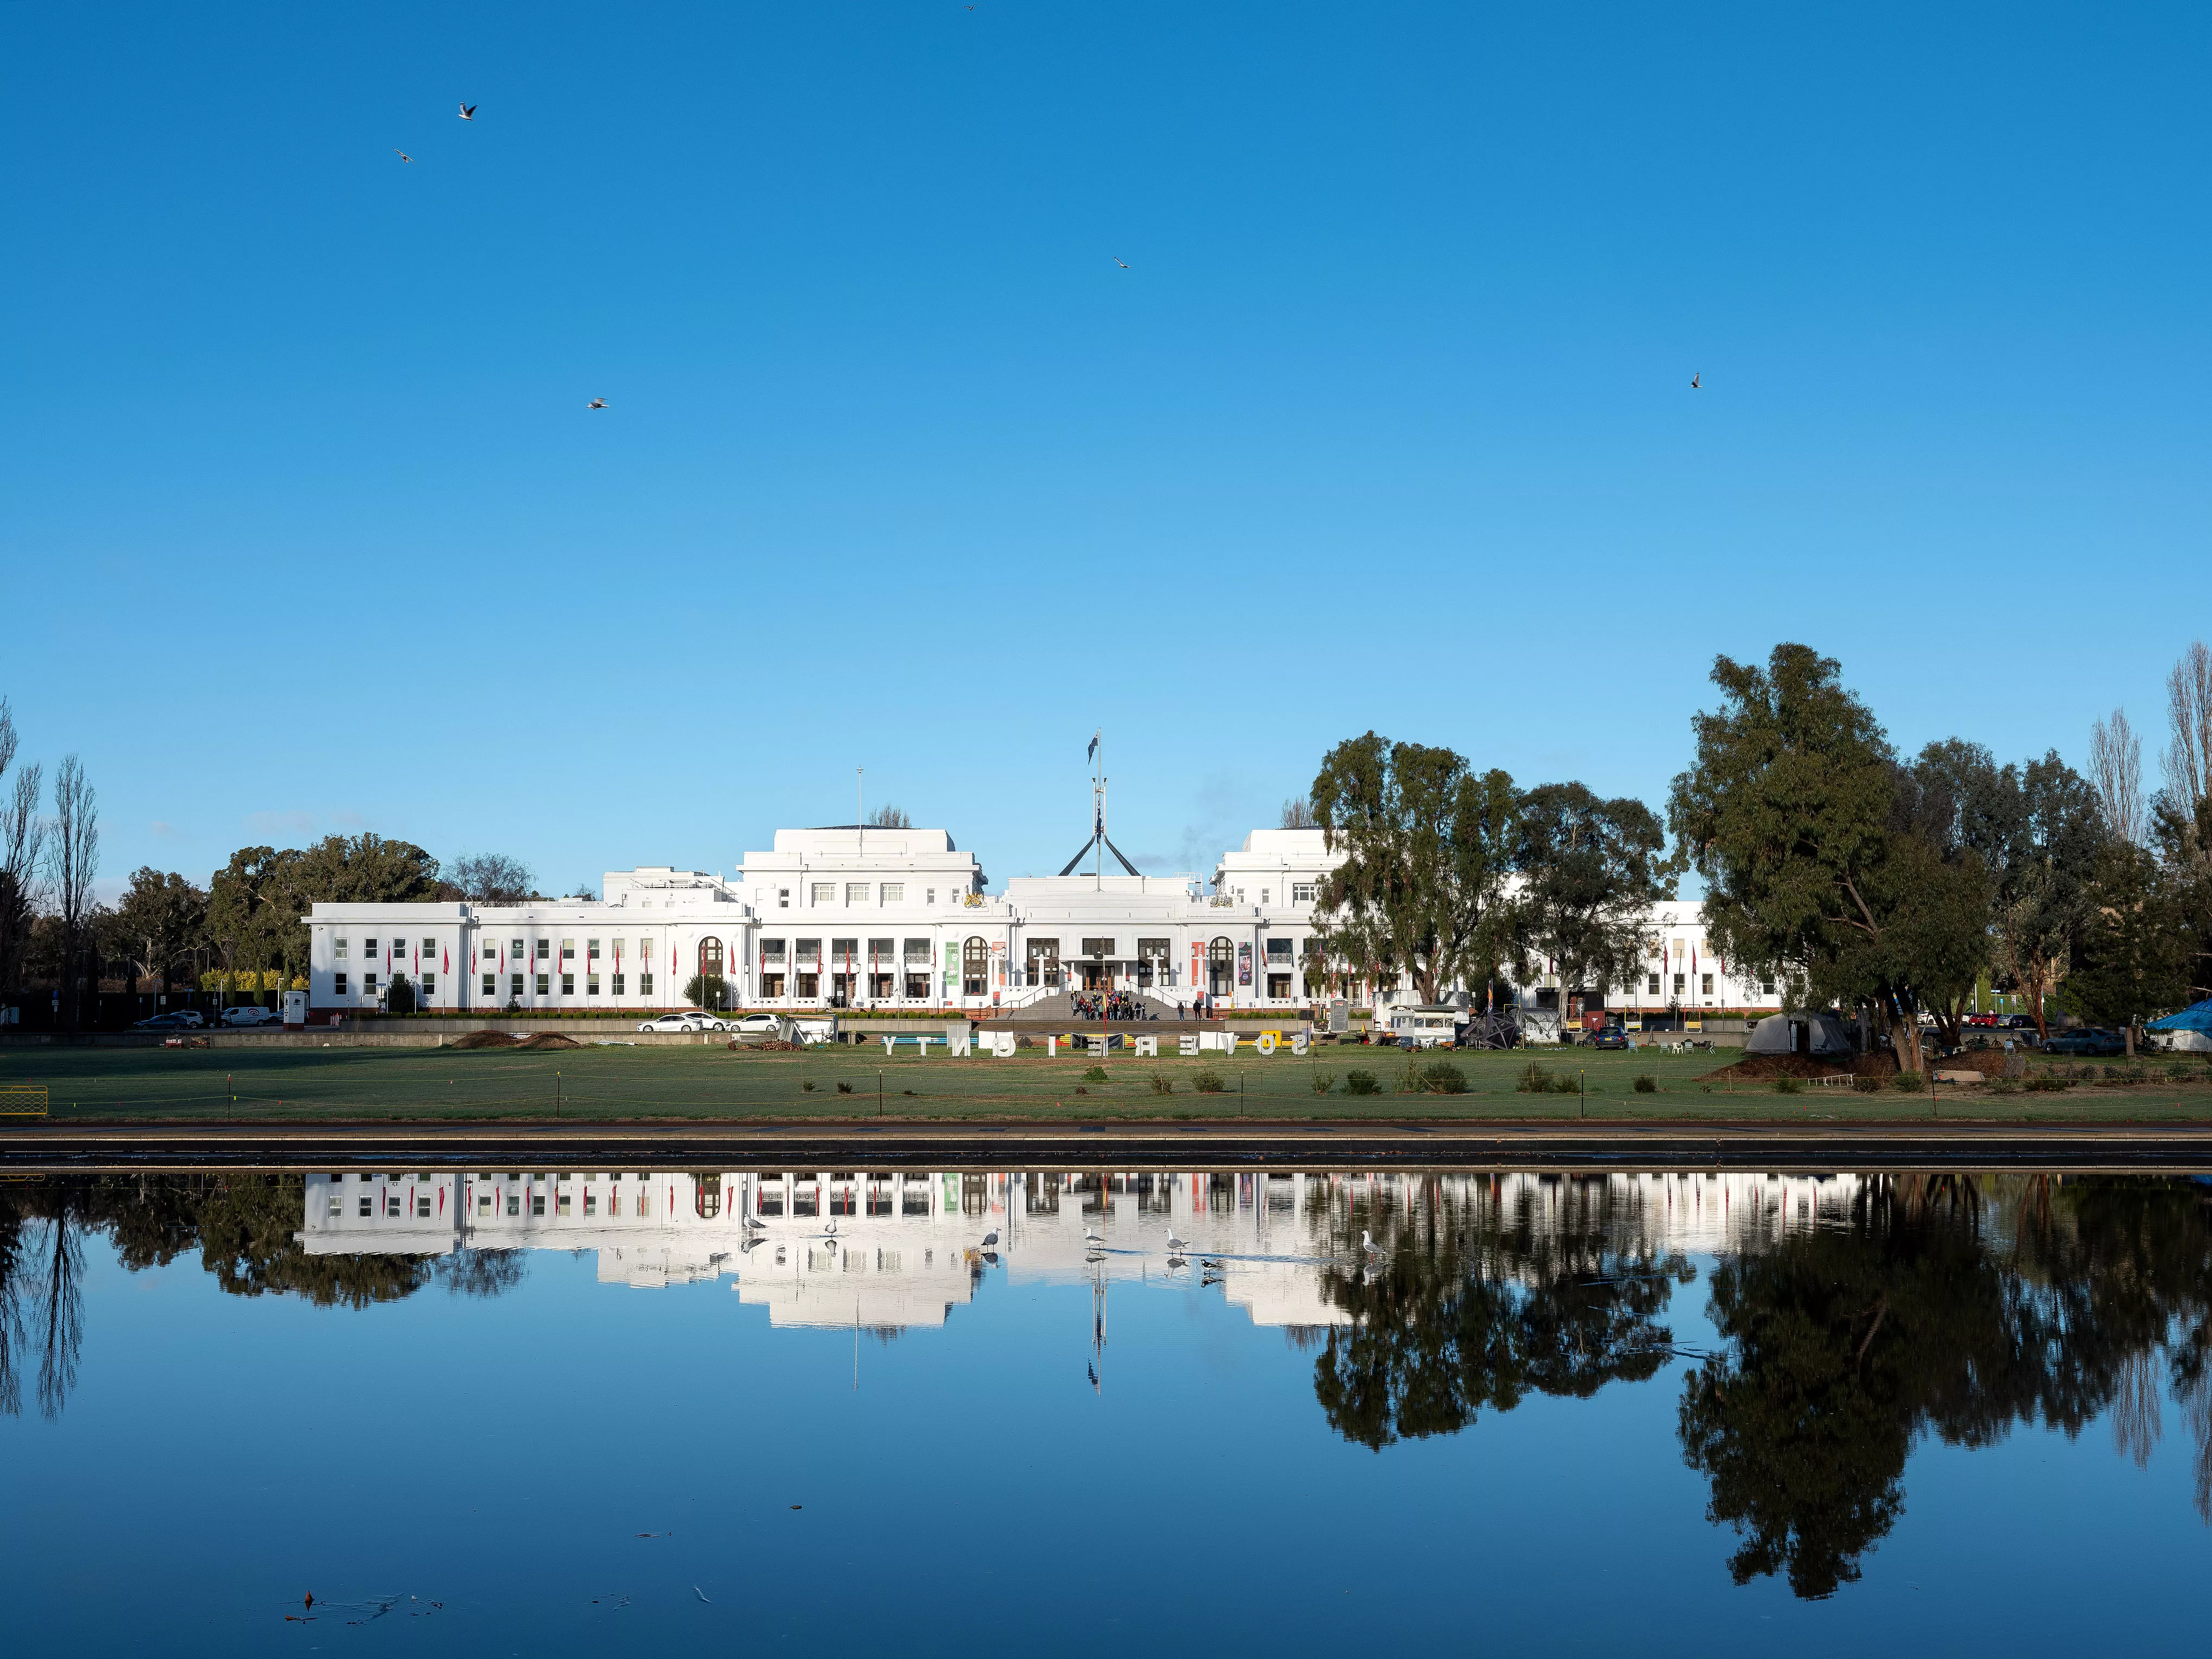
132, 1010, 206, 1031
1999, 1014, 2039, 1029
1588, 1026, 1631, 1050
2044, 1027, 2126, 1057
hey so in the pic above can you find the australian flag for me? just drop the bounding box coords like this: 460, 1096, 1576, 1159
1087, 730, 1098, 762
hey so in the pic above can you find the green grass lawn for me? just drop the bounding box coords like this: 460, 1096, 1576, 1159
6, 1042, 2212, 1124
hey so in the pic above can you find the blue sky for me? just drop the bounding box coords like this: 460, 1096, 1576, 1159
5, 2, 2207, 898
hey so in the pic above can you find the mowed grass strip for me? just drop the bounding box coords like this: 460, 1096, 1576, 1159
5, 1044, 2212, 1123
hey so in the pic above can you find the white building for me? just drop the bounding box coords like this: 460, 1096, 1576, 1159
300, 824, 1778, 1028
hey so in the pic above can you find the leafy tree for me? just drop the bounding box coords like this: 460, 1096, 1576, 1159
211, 833, 443, 995
1666, 646, 1989, 1073
2064, 842, 2192, 1051
44, 755, 98, 1030
1510, 782, 1673, 1025
113, 867, 206, 995
683, 972, 731, 1011
384, 971, 417, 1014
864, 804, 911, 829
1310, 733, 1519, 1005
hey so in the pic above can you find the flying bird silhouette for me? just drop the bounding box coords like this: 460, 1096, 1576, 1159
1112, 257, 1129, 269
1690, 372, 1701, 389
394, 150, 412, 163
587, 398, 608, 410
458, 104, 477, 120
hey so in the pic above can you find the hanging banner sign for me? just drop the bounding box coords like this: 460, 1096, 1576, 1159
1237, 941, 1252, 987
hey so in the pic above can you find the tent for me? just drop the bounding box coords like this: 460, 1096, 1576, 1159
2146, 999, 2212, 1054
1745, 1010, 1855, 1059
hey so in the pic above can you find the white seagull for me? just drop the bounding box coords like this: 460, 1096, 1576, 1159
1165, 1233, 1189, 1253
459, 103, 478, 120
1083, 1229, 1105, 1244
1361, 1230, 1378, 1253
981, 1230, 999, 1248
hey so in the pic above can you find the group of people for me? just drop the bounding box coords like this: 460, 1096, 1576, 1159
1069, 988, 1159, 1022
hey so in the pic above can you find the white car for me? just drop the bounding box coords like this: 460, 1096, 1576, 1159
637, 1011, 730, 1034
728, 1013, 783, 1038
218, 1005, 281, 1027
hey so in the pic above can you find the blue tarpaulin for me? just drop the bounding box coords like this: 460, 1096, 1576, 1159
2146, 999, 2212, 1034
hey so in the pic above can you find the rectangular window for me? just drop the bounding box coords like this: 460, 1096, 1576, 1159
561, 939, 575, 962
880, 882, 903, 904
760, 973, 785, 997
927, 889, 936, 905
511, 972, 524, 996
796, 939, 821, 965
359, 1196, 372, 1217
777, 887, 790, 908
1673, 974, 1687, 994
1760, 978, 1777, 996
482, 972, 496, 996
639, 972, 654, 996
364, 971, 378, 994
416, 1194, 430, 1218
561, 973, 575, 996
812, 882, 835, 905
511, 938, 524, 957
536, 939, 550, 961
867, 937, 894, 967
904, 938, 930, 965
587, 975, 600, 996
334, 972, 349, 995
1267, 973, 1292, 999
583, 1191, 597, 1217
334, 938, 348, 959
556, 1190, 571, 1216
846, 882, 869, 905
587, 939, 600, 961
421, 972, 436, 996
1701, 974, 1714, 995
761, 938, 787, 963
1265, 937, 1292, 963
831, 937, 859, 971
364, 937, 379, 956
536, 972, 550, 995
1081, 937, 1117, 959
1647, 974, 1661, 995
611, 973, 625, 995
421, 937, 435, 956
796, 973, 819, 997
1291, 882, 1317, 904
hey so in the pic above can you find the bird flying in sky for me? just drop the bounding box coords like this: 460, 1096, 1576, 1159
458, 104, 477, 120
587, 398, 608, 410
1690, 372, 1701, 389
394, 149, 411, 162
1112, 256, 1129, 269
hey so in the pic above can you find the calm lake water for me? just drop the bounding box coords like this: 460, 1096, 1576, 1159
3, 1167, 2207, 1653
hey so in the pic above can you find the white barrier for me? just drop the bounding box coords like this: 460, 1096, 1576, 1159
945, 1022, 971, 1058
1257, 1032, 1277, 1055
1135, 1035, 1157, 1058
1179, 1034, 1199, 1056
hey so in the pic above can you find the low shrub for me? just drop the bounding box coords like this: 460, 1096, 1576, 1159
1193, 1070, 1226, 1094
1343, 1069, 1380, 1097
1081, 1065, 1109, 1083
836, 1080, 853, 1095
1311, 1072, 1335, 1095
1852, 1075, 1883, 1094
1516, 1063, 1578, 1095
1893, 1071, 1923, 1091
801, 1080, 815, 1091
1987, 1078, 2021, 1096
1772, 1076, 1804, 1095
1632, 1073, 1657, 1094
1418, 1060, 1467, 1095
2022, 1072, 2071, 1092
2169, 1062, 2195, 1082
1150, 1073, 1173, 1095
1073, 1085, 1089, 1095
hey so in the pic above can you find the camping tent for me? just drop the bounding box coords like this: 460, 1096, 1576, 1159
2146, 999, 2212, 1054
1745, 1010, 1855, 1059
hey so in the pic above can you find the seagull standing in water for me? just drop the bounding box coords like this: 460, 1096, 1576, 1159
1361, 1230, 1379, 1254
1165, 1233, 1189, 1253
1083, 1229, 1105, 1244
981, 1230, 999, 1248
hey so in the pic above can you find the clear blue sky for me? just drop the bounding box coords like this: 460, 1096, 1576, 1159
5, 2, 2207, 899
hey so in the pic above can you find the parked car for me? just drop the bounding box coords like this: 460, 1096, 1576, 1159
1588, 1025, 1631, 1050
2044, 1027, 2126, 1057
637, 1011, 730, 1034
1964, 1012, 2000, 1028
728, 1013, 783, 1038
218, 1005, 281, 1027
1999, 1014, 2039, 1029
132, 1010, 207, 1030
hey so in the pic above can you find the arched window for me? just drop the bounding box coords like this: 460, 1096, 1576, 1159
962, 936, 988, 997
1207, 936, 1234, 997
699, 938, 724, 977
693, 1175, 722, 1219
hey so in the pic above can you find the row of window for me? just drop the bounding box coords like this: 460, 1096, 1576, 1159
1638, 972, 1778, 997
787, 882, 944, 908
334, 937, 656, 965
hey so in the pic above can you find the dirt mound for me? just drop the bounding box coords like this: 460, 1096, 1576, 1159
518, 1033, 582, 1051
1703, 1050, 1897, 1084
451, 1031, 523, 1050
737, 1038, 801, 1052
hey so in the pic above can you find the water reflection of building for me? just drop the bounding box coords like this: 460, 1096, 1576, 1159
298, 1168, 1872, 1332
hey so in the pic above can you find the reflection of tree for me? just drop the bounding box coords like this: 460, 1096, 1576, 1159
436, 1248, 525, 1299
0, 1184, 28, 1416
1679, 1175, 2212, 1600
1312, 1177, 1691, 1450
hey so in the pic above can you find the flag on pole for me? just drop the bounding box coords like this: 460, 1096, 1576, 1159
1087, 730, 1098, 762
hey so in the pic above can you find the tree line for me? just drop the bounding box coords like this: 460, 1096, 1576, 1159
0, 698, 545, 1027
1306, 640, 2212, 1060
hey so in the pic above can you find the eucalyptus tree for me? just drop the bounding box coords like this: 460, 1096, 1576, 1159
114, 867, 207, 997
44, 755, 98, 1030
1666, 645, 1988, 1073
1309, 733, 1519, 1006
1510, 781, 1673, 1024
